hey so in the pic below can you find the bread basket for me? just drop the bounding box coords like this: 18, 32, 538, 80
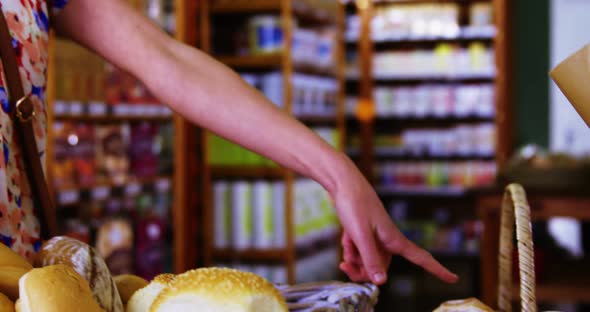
277, 282, 379, 312
497, 184, 536, 312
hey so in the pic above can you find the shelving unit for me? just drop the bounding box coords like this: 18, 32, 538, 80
199, 0, 346, 284
46, 0, 193, 276
344, 0, 512, 309
478, 191, 590, 307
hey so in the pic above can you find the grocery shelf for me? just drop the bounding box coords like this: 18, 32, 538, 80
373, 0, 489, 6
212, 248, 289, 262
53, 115, 174, 123
297, 114, 339, 125
217, 54, 337, 77
373, 72, 497, 83
294, 63, 338, 78
376, 185, 468, 197
210, 0, 281, 12
510, 259, 590, 303
210, 166, 285, 179
372, 151, 496, 161
347, 32, 496, 46
55, 176, 172, 206
211, 232, 340, 263
217, 54, 282, 68
210, 0, 337, 25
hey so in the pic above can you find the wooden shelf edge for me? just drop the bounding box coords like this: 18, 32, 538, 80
53, 115, 174, 123
210, 0, 337, 25
55, 175, 173, 194
511, 283, 590, 303
212, 248, 289, 262
217, 54, 282, 68
210, 166, 285, 178
376, 185, 468, 197
210, 1, 281, 13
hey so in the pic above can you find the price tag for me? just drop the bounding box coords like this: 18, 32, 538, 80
125, 182, 142, 196
113, 104, 131, 116
69, 101, 84, 116
155, 179, 171, 192
91, 186, 110, 200
88, 101, 107, 116
58, 190, 79, 205
53, 100, 68, 116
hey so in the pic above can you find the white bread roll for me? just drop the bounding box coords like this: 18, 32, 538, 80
0, 292, 14, 312
0, 243, 33, 301
434, 298, 494, 312
34, 236, 123, 312
151, 268, 288, 312
18, 265, 104, 312
114, 275, 149, 304
126, 274, 175, 312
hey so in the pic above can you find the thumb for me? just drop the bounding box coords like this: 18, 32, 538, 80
349, 225, 387, 285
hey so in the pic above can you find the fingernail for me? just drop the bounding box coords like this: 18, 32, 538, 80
373, 273, 386, 284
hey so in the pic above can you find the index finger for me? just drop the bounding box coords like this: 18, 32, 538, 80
401, 240, 458, 283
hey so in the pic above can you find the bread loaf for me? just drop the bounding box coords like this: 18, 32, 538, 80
126, 274, 175, 312
0, 292, 14, 312
0, 243, 33, 301
151, 268, 288, 312
0, 244, 32, 271
114, 274, 148, 304
34, 236, 123, 312
18, 265, 104, 312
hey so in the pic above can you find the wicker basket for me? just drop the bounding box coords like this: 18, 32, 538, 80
277, 282, 379, 312
498, 184, 537, 312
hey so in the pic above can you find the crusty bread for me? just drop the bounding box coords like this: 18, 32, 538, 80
0, 244, 32, 271
434, 298, 494, 312
0, 267, 29, 301
114, 274, 149, 304
35, 236, 123, 312
0, 243, 33, 301
151, 268, 288, 312
18, 265, 104, 312
0, 292, 14, 312
126, 274, 175, 312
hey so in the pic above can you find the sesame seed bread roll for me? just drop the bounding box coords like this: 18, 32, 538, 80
151, 268, 288, 312
126, 274, 175, 312
34, 237, 123, 312
18, 265, 104, 312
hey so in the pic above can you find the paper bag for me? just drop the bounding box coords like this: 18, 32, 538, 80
550, 44, 590, 127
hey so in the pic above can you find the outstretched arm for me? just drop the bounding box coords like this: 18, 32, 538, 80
55, 0, 458, 285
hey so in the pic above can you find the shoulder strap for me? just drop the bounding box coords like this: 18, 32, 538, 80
0, 9, 57, 239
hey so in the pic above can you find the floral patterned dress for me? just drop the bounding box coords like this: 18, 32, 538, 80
0, 0, 69, 262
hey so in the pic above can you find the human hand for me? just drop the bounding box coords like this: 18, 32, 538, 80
331, 158, 459, 285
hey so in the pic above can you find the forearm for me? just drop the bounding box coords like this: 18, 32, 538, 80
150, 41, 347, 193
54, 0, 351, 194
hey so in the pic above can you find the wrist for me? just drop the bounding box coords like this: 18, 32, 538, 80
317, 151, 356, 196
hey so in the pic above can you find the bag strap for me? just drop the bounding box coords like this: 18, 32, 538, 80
0, 8, 57, 239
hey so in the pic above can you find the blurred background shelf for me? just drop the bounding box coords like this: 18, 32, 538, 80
210, 166, 285, 179
217, 54, 282, 68
210, 0, 338, 25
200, 0, 346, 285
53, 115, 174, 123
376, 185, 468, 197
212, 248, 289, 262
